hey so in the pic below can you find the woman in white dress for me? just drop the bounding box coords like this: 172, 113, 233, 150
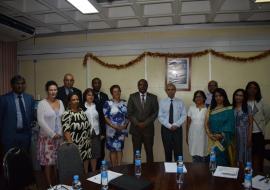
186, 90, 208, 163
83, 88, 100, 172
37, 81, 65, 187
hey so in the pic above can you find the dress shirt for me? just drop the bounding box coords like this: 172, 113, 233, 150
65, 87, 73, 95
158, 97, 187, 129
139, 92, 147, 102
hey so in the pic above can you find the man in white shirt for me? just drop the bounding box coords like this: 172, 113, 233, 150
158, 83, 186, 162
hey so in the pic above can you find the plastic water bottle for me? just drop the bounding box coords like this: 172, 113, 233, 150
209, 147, 217, 174
135, 150, 142, 177
176, 155, 184, 186
244, 162, 253, 189
101, 160, 108, 190
72, 175, 82, 190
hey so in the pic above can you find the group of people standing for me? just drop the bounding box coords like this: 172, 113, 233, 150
0, 74, 269, 188
187, 80, 270, 174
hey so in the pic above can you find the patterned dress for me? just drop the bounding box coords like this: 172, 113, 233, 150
234, 107, 252, 163
61, 109, 91, 161
103, 100, 128, 151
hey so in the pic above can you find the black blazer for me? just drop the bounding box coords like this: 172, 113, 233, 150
93, 91, 109, 136
57, 86, 82, 109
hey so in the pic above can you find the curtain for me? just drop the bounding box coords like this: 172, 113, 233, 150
0, 41, 17, 95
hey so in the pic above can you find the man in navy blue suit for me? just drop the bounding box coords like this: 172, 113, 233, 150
0, 75, 35, 153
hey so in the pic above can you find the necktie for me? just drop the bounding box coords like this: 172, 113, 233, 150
18, 95, 27, 127
169, 99, 173, 124
141, 94, 145, 109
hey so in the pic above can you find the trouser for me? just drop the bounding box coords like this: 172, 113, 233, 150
3, 132, 31, 154
161, 126, 182, 162
96, 137, 106, 170
132, 133, 154, 163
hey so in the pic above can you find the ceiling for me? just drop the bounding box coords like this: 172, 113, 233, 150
0, 0, 270, 37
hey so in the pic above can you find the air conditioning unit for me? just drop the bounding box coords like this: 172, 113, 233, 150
0, 13, 35, 41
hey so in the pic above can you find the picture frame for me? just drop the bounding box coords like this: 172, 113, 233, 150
165, 57, 191, 91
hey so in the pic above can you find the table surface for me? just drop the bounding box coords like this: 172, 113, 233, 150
80, 162, 245, 190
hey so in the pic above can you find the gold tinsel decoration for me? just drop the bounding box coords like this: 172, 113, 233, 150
83, 49, 270, 69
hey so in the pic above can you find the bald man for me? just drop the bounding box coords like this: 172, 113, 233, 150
57, 73, 82, 109
158, 83, 186, 162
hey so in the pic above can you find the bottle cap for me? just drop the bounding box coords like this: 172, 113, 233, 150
246, 162, 252, 167
101, 160, 106, 165
135, 150, 140, 154
73, 175, 79, 180
178, 156, 183, 161
211, 146, 215, 152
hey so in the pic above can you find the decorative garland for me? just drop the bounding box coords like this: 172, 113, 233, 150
83, 49, 270, 70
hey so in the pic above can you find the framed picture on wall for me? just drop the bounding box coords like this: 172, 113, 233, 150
166, 57, 191, 91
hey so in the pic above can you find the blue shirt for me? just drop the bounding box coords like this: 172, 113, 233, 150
158, 97, 187, 129
14, 93, 26, 129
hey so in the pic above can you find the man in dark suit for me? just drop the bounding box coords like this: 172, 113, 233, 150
127, 79, 159, 163
0, 75, 35, 153
92, 77, 109, 169
57, 73, 82, 109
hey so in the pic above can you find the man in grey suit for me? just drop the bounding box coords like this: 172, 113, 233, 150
127, 79, 159, 163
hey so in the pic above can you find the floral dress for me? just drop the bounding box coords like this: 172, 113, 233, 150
103, 100, 128, 151
61, 109, 91, 161
234, 107, 252, 163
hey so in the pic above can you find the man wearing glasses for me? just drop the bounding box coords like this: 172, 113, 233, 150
57, 73, 82, 109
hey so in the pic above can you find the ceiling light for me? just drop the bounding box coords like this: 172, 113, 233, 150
67, 0, 99, 14
255, 0, 270, 3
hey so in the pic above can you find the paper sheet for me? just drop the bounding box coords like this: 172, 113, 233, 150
213, 166, 239, 179
252, 175, 270, 190
87, 170, 123, 184
164, 162, 187, 173
47, 185, 72, 190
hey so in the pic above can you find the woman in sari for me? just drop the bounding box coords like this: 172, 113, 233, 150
205, 88, 235, 166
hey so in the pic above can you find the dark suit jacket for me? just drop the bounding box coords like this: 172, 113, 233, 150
127, 92, 159, 137
93, 91, 109, 136
0, 92, 35, 146
57, 86, 82, 109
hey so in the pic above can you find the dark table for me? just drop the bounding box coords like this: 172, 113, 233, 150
80, 162, 245, 190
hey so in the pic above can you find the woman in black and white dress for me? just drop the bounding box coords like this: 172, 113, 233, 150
61, 92, 91, 174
